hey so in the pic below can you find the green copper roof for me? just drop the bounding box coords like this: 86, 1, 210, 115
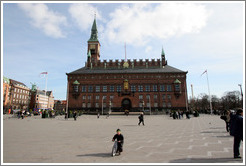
161, 47, 165, 56
73, 80, 80, 85
3, 76, 10, 84
88, 18, 99, 42
174, 79, 181, 84
88, 50, 91, 57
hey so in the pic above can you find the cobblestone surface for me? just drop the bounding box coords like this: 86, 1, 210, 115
3, 114, 244, 163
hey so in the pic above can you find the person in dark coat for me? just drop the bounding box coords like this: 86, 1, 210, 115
112, 129, 124, 155
185, 111, 190, 119
73, 111, 77, 121
138, 112, 144, 125
230, 109, 243, 158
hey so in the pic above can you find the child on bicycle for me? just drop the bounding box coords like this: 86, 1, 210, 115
112, 129, 124, 155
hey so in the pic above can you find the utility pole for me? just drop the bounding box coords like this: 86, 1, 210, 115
238, 84, 243, 107
102, 96, 104, 115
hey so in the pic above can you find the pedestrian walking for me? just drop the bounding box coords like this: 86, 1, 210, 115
97, 112, 100, 119
230, 108, 243, 158
185, 111, 190, 119
138, 112, 144, 126
178, 111, 181, 119
65, 112, 68, 120
17, 111, 21, 119
21, 110, 24, 119
225, 110, 230, 132
73, 111, 77, 121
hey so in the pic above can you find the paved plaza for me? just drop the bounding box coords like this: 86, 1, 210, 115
3, 114, 244, 163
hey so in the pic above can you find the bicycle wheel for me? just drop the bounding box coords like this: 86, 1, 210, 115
111, 142, 117, 157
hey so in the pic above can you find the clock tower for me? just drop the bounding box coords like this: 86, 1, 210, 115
87, 17, 100, 67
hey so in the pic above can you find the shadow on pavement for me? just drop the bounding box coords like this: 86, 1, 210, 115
201, 131, 227, 134
76, 153, 112, 158
209, 127, 225, 129
215, 135, 232, 138
169, 157, 243, 163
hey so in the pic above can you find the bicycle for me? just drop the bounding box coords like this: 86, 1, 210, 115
111, 140, 118, 157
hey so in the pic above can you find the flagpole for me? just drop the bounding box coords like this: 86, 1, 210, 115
66, 79, 69, 119
45, 73, 48, 109
206, 71, 212, 115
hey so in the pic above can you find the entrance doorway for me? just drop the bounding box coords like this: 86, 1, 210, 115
121, 98, 132, 111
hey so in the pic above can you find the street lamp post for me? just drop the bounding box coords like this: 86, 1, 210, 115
142, 101, 145, 112
109, 100, 112, 114
149, 97, 151, 115
238, 84, 243, 107
102, 96, 104, 115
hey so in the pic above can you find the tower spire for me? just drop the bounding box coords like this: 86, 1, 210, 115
88, 15, 98, 42
161, 46, 167, 66
161, 46, 165, 56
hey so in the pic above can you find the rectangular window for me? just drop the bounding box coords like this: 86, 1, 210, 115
167, 102, 171, 108
160, 85, 165, 92
175, 84, 180, 91
96, 86, 100, 92
103, 96, 107, 100
162, 94, 166, 100
95, 103, 99, 108
82, 86, 86, 92
73, 85, 79, 92
138, 85, 143, 92
139, 95, 143, 100
14, 88, 16, 92
146, 94, 150, 100
103, 86, 107, 92
110, 85, 114, 92
96, 96, 100, 100
110, 95, 114, 100
153, 85, 158, 92
88, 96, 91, 100
154, 103, 158, 107
167, 95, 171, 100
82, 103, 86, 108
147, 103, 150, 107
139, 103, 143, 107
145, 85, 150, 92
167, 85, 172, 92
131, 85, 136, 92
87, 103, 91, 108
154, 94, 158, 100
88, 86, 93, 92
117, 85, 122, 92
162, 103, 166, 107
82, 96, 86, 100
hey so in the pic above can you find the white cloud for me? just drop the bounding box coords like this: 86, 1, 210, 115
104, 3, 211, 46
18, 3, 67, 38
68, 3, 102, 31
145, 46, 152, 53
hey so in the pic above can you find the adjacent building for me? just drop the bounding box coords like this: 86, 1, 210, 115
3, 76, 11, 113
54, 100, 67, 112
29, 84, 54, 110
8, 79, 31, 110
66, 18, 188, 114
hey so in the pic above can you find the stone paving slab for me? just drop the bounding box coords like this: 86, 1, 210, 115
2, 114, 244, 163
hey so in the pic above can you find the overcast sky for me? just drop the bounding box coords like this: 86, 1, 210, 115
3, 2, 245, 100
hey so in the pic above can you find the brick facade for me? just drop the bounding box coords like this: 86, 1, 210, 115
66, 18, 188, 114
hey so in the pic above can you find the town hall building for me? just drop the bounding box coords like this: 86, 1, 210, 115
66, 18, 188, 114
